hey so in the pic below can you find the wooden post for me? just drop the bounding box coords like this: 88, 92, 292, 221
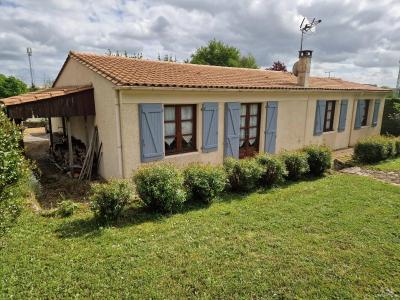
66, 117, 73, 169
48, 117, 54, 153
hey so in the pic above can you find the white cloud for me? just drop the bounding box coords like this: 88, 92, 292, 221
0, 0, 398, 87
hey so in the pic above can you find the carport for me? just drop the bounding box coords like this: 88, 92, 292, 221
0, 85, 95, 169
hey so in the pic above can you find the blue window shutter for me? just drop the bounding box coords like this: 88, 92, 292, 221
202, 102, 218, 152
265, 101, 278, 154
337, 99, 348, 132
139, 103, 164, 162
314, 100, 326, 136
354, 100, 364, 129
224, 102, 240, 158
372, 99, 381, 127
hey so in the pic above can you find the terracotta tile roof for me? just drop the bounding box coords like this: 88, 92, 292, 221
65, 51, 388, 92
0, 85, 93, 106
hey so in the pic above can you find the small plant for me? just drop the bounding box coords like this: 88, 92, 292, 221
256, 154, 287, 187
57, 200, 78, 217
302, 145, 332, 176
280, 151, 309, 181
133, 164, 186, 213
183, 163, 227, 204
90, 180, 133, 221
224, 157, 263, 192
353, 136, 397, 163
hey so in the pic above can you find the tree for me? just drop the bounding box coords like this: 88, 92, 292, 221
189, 39, 258, 69
0, 74, 28, 99
267, 61, 287, 72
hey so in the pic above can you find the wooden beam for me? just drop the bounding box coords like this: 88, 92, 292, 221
48, 117, 54, 153
66, 117, 73, 168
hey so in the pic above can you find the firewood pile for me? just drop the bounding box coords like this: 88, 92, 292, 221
51, 133, 88, 175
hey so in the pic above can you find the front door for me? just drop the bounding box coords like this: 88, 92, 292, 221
239, 103, 261, 158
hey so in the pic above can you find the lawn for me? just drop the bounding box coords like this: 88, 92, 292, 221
365, 157, 400, 172
1, 174, 400, 299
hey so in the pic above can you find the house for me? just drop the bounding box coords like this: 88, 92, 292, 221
1, 50, 390, 179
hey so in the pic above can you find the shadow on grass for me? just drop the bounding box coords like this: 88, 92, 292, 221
55, 200, 211, 239
55, 175, 327, 239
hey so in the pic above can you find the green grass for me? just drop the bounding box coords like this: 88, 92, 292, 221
1, 174, 400, 299
365, 157, 400, 172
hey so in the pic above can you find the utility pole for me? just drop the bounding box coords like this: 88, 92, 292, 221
325, 71, 333, 78
396, 60, 400, 97
26, 47, 34, 88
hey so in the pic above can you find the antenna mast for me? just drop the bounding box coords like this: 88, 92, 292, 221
396, 60, 400, 97
26, 47, 35, 88
299, 17, 322, 52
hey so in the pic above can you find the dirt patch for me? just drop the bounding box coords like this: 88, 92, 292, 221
24, 128, 92, 209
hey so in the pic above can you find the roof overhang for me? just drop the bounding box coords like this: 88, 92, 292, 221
0, 85, 95, 119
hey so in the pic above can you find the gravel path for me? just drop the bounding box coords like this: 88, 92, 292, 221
341, 166, 400, 186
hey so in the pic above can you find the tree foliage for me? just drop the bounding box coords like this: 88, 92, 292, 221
381, 96, 400, 136
0, 74, 28, 99
267, 61, 287, 71
189, 39, 258, 69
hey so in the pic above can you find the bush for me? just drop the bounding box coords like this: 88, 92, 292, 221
256, 154, 287, 187
302, 145, 332, 176
224, 157, 263, 192
133, 164, 186, 213
353, 136, 397, 163
395, 138, 400, 156
89, 180, 133, 221
0, 110, 30, 236
183, 164, 227, 204
280, 151, 309, 181
57, 200, 78, 217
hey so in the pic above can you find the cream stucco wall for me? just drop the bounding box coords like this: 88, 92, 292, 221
118, 88, 386, 178
53, 58, 120, 179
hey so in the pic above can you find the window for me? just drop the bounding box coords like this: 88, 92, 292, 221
239, 103, 261, 158
323, 100, 336, 132
361, 100, 370, 126
164, 105, 196, 155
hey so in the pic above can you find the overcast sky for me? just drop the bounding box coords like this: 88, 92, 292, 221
0, 0, 399, 87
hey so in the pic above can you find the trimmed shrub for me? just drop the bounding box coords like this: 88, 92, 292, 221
90, 180, 133, 221
57, 200, 78, 217
224, 157, 263, 192
256, 154, 287, 187
353, 136, 397, 163
395, 138, 400, 156
280, 151, 309, 181
303, 145, 332, 176
183, 164, 227, 204
133, 164, 186, 213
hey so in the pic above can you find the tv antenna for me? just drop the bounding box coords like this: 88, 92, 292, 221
299, 17, 322, 52
26, 47, 35, 88
396, 60, 400, 97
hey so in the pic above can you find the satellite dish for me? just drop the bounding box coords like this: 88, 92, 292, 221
292, 61, 299, 76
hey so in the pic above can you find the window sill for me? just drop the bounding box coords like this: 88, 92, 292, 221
164, 150, 199, 159
322, 130, 336, 135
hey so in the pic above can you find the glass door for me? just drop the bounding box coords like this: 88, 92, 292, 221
239, 103, 261, 158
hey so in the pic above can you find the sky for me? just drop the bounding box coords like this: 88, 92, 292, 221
0, 0, 399, 87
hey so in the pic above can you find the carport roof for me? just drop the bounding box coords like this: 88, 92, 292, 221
0, 85, 93, 106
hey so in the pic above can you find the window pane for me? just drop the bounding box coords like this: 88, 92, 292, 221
250, 104, 258, 115
181, 106, 193, 120
181, 121, 193, 135
249, 127, 257, 138
165, 138, 176, 152
240, 128, 245, 139
164, 106, 175, 121
182, 135, 194, 150
241, 104, 246, 116
249, 116, 257, 127
240, 116, 246, 127
164, 122, 176, 136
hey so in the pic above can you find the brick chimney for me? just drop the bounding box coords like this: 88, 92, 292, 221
294, 50, 313, 87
